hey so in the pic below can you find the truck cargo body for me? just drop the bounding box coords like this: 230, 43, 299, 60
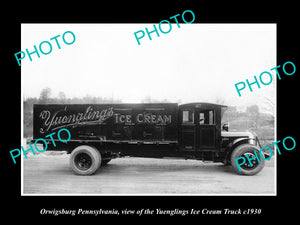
34, 103, 177, 141
34, 104, 179, 153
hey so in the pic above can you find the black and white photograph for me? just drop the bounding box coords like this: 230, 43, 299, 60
21, 23, 276, 195
4, 5, 298, 220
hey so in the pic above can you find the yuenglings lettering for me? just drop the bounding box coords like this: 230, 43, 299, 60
39, 106, 114, 133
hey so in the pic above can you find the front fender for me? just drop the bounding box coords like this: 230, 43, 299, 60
232, 137, 251, 146
228, 138, 253, 150
225, 137, 260, 160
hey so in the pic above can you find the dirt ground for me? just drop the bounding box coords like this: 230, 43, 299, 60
22, 151, 275, 195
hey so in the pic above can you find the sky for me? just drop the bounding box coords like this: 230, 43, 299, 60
21, 23, 276, 112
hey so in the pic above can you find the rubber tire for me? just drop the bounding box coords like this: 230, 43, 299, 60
69, 145, 101, 175
230, 144, 265, 175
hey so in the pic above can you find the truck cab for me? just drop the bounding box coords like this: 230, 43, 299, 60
178, 102, 264, 175
179, 102, 223, 151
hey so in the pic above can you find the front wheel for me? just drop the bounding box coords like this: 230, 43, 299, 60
69, 145, 101, 175
230, 144, 265, 175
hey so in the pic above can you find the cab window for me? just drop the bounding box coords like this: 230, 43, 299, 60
199, 110, 215, 125
182, 110, 194, 123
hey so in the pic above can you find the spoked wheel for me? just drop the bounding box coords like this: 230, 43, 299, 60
238, 152, 260, 171
74, 153, 93, 170
231, 144, 265, 175
70, 145, 101, 175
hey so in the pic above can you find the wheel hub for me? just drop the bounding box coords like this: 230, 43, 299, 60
75, 153, 92, 170
240, 152, 259, 170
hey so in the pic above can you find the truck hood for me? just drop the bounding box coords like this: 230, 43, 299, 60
221, 131, 255, 139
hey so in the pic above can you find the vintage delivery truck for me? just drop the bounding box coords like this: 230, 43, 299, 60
32, 102, 265, 175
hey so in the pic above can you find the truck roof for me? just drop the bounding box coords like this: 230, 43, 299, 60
179, 102, 227, 108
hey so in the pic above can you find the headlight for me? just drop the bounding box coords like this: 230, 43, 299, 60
249, 139, 256, 145
248, 131, 257, 145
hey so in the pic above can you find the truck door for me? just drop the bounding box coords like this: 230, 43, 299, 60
197, 109, 216, 149
180, 109, 196, 150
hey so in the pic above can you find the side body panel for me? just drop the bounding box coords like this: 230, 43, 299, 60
33, 103, 178, 144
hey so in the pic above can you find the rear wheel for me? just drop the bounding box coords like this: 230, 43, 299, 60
230, 144, 265, 175
69, 145, 101, 175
